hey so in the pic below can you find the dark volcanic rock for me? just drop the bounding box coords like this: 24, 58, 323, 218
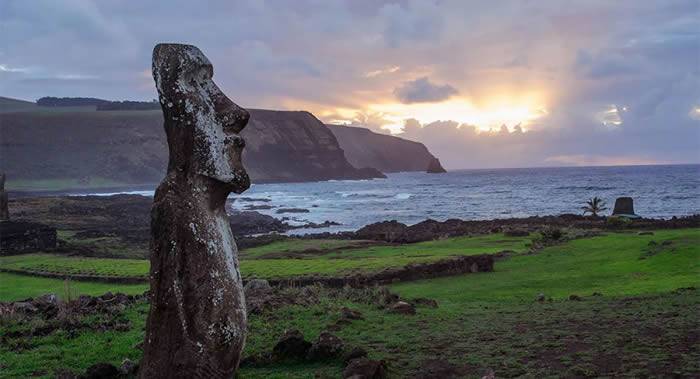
307, 331, 344, 360
0, 220, 57, 255
80, 363, 121, 379
613, 197, 635, 215
140, 44, 248, 378
342, 347, 368, 364
273, 329, 312, 360
426, 157, 447, 173
355, 220, 407, 242
389, 301, 416, 315
415, 359, 465, 379
343, 358, 388, 379
228, 211, 287, 235
0, 173, 8, 220
276, 208, 310, 214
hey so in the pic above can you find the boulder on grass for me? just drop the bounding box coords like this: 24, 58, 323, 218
307, 331, 344, 360
272, 329, 311, 360
389, 301, 416, 315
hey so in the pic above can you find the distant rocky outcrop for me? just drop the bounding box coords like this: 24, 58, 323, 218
426, 157, 447, 173
0, 99, 384, 188
327, 124, 444, 173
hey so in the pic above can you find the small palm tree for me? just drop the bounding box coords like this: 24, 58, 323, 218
581, 197, 607, 217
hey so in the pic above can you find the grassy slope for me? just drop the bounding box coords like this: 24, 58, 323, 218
1, 229, 698, 378
0, 234, 530, 296
0, 273, 147, 302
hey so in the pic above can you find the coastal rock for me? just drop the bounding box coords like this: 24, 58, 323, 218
426, 157, 447, 173
140, 44, 249, 378
328, 124, 443, 173
612, 197, 635, 216
0, 173, 8, 221
273, 329, 312, 360
355, 220, 407, 242
343, 358, 388, 379
228, 211, 287, 236
307, 331, 344, 360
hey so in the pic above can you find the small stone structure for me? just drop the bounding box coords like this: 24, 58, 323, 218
139, 44, 250, 378
612, 197, 636, 216
0, 173, 9, 221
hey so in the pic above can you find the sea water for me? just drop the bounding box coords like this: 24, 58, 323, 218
81, 164, 700, 234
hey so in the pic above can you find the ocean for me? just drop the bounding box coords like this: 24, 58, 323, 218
80, 164, 700, 234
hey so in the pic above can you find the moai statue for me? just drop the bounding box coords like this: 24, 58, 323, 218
0, 173, 9, 221
139, 44, 250, 378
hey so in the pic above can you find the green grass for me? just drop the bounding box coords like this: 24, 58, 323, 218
0, 273, 147, 301
0, 233, 530, 284
392, 228, 700, 307
1, 229, 699, 378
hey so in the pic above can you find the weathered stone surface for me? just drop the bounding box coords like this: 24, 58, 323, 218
80, 363, 121, 379
426, 157, 447, 173
0, 173, 8, 221
613, 197, 635, 215
0, 220, 57, 255
139, 44, 250, 378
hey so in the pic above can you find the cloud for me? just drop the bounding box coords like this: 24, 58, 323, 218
393, 77, 458, 104
0, 0, 698, 166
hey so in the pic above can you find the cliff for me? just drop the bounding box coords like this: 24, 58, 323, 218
327, 124, 446, 173
0, 100, 384, 189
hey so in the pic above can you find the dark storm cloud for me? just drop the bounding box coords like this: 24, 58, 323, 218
393, 77, 458, 104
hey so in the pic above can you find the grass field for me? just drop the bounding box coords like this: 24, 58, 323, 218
5, 178, 128, 192
0, 233, 530, 298
1, 229, 699, 378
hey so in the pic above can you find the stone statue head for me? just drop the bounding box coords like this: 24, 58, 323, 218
152, 43, 250, 193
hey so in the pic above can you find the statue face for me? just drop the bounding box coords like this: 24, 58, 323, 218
152, 44, 250, 193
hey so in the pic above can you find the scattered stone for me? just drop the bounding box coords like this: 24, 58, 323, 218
389, 301, 416, 315
638, 231, 654, 236
340, 307, 364, 320
342, 346, 368, 364
119, 358, 137, 375
273, 329, 312, 360
13, 301, 38, 314
536, 293, 546, 302
661, 240, 673, 246
0, 173, 8, 221
79, 363, 120, 379
307, 331, 344, 360
591, 292, 604, 297
569, 294, 582, 301
481, 368, 496, 379
343, 357, 388, 379
412, 297, 439, 308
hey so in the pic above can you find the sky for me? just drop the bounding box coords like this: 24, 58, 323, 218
1, 0, 699, 169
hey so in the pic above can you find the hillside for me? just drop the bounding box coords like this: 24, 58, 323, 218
0, 100, 385, 189
327, 124, 445, 173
